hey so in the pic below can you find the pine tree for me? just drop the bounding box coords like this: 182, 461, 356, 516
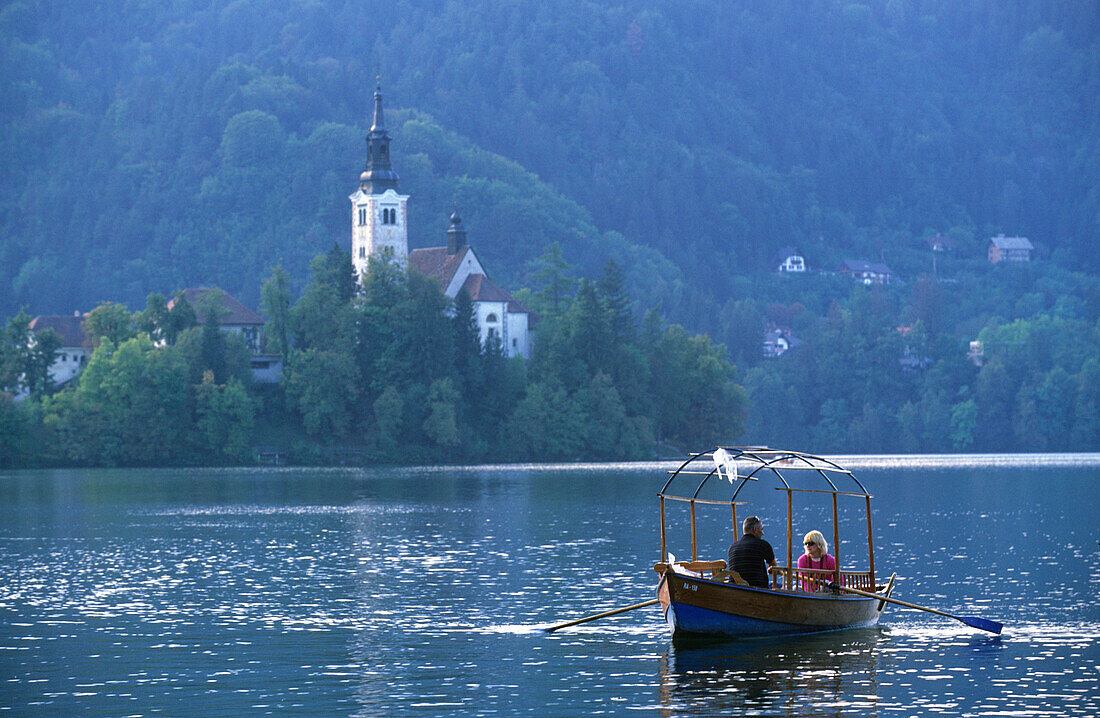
597, 258, 634, 343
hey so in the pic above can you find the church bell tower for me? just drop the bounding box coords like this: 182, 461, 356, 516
350, 81, 409, 279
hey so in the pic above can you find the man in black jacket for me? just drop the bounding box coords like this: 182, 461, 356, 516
728, 515, 777, 588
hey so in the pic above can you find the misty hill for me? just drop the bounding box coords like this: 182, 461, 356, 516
3, 0, 1097, 325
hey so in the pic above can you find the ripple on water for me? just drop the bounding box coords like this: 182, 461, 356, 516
2, 462, 1099, 716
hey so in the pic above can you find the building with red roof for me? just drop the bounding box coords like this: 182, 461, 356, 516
350, 85, 533, 358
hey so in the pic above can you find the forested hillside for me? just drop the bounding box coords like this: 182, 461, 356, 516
2, 0, 1098, 458
3, 0, 1097, 314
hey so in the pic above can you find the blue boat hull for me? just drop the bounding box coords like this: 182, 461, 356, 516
658, 572, 888, 640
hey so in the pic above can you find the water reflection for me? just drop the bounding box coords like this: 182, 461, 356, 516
658, 629, 882, 717
2, 461, 1099, 716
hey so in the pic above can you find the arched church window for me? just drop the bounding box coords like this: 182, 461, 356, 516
359, 246, 366, 258
358, 207, 367, 226
486, 313, 498, 323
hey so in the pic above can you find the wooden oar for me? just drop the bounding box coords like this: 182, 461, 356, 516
544, 599, 659, 633
826, 582, 1002, 634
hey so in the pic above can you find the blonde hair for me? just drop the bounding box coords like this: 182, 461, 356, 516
802, 530, 828, 555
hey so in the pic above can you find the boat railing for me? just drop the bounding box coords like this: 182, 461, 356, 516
770, 566, 878, 593
655, 561, 878, 594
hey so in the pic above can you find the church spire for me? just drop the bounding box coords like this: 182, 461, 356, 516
359, 77, 399, 194
446, 204, 467, 255
371, 75, 386, 133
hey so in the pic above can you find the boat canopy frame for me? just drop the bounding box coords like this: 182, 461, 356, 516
658, 447, 876, 590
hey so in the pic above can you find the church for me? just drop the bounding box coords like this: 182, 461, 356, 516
348, 84, 533, 359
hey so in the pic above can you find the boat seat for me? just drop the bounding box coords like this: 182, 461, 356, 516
653, 560, 728, 580
714, 568, 749, 586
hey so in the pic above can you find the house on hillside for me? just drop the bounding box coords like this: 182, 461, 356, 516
839, 259, 895, 285
924, 233, 956, 254
967, 340, 984, 367
762, 325, 801, 358
775, 247, 806, 273
348, 83, 533, 358
168, 288, 282, 382
26, 312, 92, 391
987, 234, 1033, 264
896, 325, 931, 371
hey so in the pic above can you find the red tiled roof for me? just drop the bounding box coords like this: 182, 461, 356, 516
408, 246, 469, 288
460, 274, 530, 315
28, 315, 90, 348
169, 288, 263, 326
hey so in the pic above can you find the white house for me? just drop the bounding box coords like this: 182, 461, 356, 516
350, 84, 533, 358
775, 246, 806, 273
762, 325, 801, 358
26, 313, 91, 390
988, 234, 1033, 264
840, 259, 895, 285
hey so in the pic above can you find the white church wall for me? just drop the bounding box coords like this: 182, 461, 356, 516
475, 300, 507, 352
505, 311, 530, 359
444, 251, 486, 298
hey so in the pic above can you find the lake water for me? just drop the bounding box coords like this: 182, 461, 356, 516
1, 455, 1098, 716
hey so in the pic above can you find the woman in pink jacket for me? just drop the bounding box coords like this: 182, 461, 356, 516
797, 530, 836, 591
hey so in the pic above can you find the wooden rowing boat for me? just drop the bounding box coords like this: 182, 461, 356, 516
655, 447, 896, 641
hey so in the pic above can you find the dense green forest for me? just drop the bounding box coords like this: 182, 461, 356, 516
1, 0, 1098, 461
0, 250, 745, 466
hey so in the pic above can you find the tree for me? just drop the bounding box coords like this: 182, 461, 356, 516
645, 322, 747, 448
718, 298, 765, 370
84, 302, 137, 347
137, 293, 170, 343
152, 291, 198, 346
450, 288, 484, 411
290, 245, 357, 351
507, 379, 583, 461
1013, 367, 1075, 451
174, 325, 253, 386
194, 372, 256, 463
372, 385, 403, 455
1072, 359, 1100, 450
529, 242, 576, 317
283, 348, 358, 438
42, 335, 192, 465
0, 397, 43, 467
136, 292, 195, 346
974, 358, 1016, 450
950, 399, 978, 451
597, 258, 634, 343
199, 297, 229, 385
564, 280, 613, 377
573, 372, 652, 459
423, 377, 461, 449
260, 265, 292, 363
0, 310, 60, 397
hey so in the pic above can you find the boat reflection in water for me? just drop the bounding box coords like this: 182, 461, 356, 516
657, 628, 883, 716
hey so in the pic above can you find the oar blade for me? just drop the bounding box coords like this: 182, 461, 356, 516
960, 615, 1003, 635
